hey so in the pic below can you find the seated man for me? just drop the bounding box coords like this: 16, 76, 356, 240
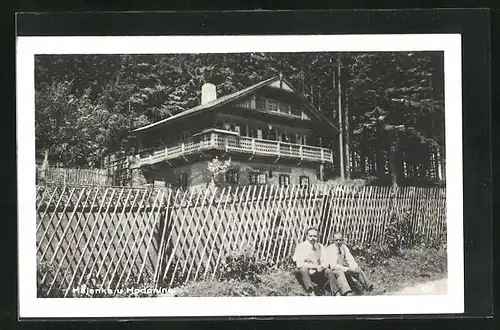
325, 232, 374, 296
292, 227, 340, 296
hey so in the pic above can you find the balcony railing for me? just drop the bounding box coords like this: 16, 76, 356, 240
137, 129, 334, 167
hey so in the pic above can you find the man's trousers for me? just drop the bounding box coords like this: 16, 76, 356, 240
328, 268, 373, 295
295, 267, 340, 294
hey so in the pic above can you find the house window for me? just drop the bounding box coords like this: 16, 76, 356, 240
279, 102, 290, 113
291, 105, 301, 116
249, 172, 267, 185
179, 173, 188, 189
279, 174, 290, 186
267, 99, 278, 111
299, 176, 310, 187
226, 169, 239, 184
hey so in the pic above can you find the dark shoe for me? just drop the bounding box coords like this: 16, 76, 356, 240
344, 291, 354, 296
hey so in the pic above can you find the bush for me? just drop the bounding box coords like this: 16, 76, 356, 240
155, 254, 207, 289
349, 243, 391, 268
218, 247, 271, 284
37, 261, 70, 298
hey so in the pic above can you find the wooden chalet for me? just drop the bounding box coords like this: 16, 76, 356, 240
131, 76, 339, 188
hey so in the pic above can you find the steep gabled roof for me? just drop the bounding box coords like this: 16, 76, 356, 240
132, 76, 338, 134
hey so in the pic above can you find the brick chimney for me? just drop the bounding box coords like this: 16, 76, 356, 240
201, 83, 217, 104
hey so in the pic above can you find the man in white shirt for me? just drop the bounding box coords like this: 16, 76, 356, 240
292, 227, 340, 296
324, 232, 374, 296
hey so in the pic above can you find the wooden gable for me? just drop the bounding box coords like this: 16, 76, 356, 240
267, 79, 295, 92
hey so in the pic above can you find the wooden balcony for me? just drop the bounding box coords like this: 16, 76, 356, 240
137, 129, 334, 167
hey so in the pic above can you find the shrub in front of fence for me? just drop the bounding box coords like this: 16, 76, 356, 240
350, 207, 446, 268
156, 254, 207, 289
218, 247, 272, 284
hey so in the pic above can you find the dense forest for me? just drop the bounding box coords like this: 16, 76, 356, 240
35, 52, 445, 186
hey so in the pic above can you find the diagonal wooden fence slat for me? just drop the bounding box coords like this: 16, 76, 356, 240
36, 183, 447, 294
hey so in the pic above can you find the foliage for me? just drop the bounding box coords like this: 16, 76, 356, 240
37, 261, 71, 298
348, 52, 445, 186
156, 254, 207, 289
349, 203, 446, 268
35, 52, 445, 186
37, 260, 160, 298
218, 247, 271, 284
178, 245, 447, 297
359, 245, 447, 295
385, 209, 422, 255
349, 243, 392, 268
206, 156, 232, 186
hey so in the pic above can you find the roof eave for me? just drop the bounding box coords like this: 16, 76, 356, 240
131, 76, 280, 134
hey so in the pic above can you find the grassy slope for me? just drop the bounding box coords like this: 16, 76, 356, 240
176, 245, 447, 297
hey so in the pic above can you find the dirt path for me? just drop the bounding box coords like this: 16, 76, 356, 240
388, 278, 447, 295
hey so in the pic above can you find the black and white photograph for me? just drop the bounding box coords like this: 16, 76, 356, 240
17, 34, 464, 318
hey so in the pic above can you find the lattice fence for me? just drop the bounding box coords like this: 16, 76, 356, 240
36, 184, 446, 296
37, 167, 113, 186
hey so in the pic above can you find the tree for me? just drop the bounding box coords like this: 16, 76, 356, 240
35, 52, 445, 186
349, 52, 445, 186
206, 157, 232, 187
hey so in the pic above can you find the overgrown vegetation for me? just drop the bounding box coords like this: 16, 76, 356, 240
176, 244, 446, 297
38, 242, 446, 298
176, 203, 447, 297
